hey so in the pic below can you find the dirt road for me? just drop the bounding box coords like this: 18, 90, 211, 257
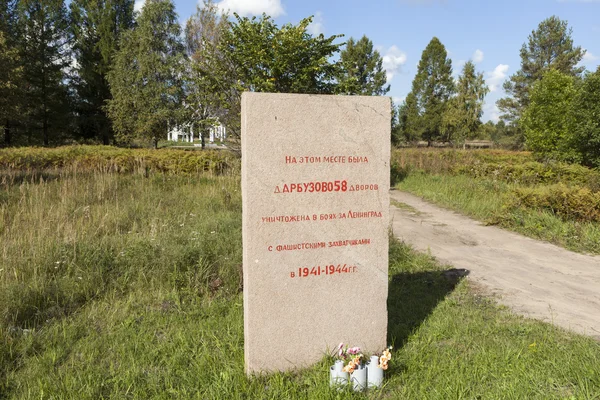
390, 190, 600, 340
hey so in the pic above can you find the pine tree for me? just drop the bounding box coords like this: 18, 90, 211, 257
441, 61, 488, 143
70, 0, 134, 144
0, 0, 21, 145
17, 0, 72, 146
336, 35, 389, 96
106, 0, 186, 148
405, 37, 455, 145
497, 16, 584, 126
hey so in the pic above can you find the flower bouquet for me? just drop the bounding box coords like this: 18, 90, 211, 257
329, 343, 392, 391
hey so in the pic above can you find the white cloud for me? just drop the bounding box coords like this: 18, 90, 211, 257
582, 50, 599, 62
473, 49, 484, 63
483, 102, 501, 123
307, 11, 324, 36
392, 96, 406, 105
382, 45, 408, 82
215, 0, 284, 18
134, 0, 145, 12
486, 64, 509, 92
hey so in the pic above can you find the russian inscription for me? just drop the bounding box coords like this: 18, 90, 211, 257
242, 93, 390, 373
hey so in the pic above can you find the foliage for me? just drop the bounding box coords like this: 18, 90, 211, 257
441, 61, 488, 143
335, 35, 389, 96
396, 172, 600, 254
391, 148, 600, 188
0, 30, 22, 146
70, 0, 135, 144
508, 184, 600, 223
222, 13, 342, 94
497, 16, 585, 128
521, 69, 578, 162
404, 37, 455, 144
106, 0, 186, 148
197, 13, 343, 148
401, 93, 421, 143
16, 0, 72, 146
0, 145, 238, 176
572, 67, 600, 168
0, 0, 21, 146
184, 0, 230, 148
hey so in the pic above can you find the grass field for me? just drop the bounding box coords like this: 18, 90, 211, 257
393, 149, 600, 255
1, 147, 599, 398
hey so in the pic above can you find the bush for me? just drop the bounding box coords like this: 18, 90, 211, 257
0, 145, 239, 176
391, 148, 600, 189
455, 161, 600, 187
507, 184, 600, 223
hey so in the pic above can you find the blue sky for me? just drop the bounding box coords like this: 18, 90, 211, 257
137, 0, 600, 122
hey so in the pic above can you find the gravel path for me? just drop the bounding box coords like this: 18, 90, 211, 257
390, 190, 600, 340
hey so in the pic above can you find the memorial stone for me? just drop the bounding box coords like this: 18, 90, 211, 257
242, 92, 390, 373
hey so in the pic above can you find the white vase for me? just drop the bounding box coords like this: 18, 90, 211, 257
350, 363, 367, 391
367, 355, 384, 388
329, 360, 348, 388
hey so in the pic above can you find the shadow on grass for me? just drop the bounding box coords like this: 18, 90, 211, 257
387, 269, 466, 348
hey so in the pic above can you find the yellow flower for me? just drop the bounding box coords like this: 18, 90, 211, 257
343, 360, 356, 373
383, 349, 392, 360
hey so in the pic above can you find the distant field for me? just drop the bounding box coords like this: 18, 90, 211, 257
392, 148, 600, 254
0, 146, 599, 398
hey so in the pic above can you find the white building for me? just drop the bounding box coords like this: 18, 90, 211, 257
167, 121, 226, 143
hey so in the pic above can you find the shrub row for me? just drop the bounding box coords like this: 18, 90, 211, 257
507, 184, 600, 223
455, 161, 600, 188
392, 148, 600, 189
391, 148, 534, 174
0, 145, 239, 176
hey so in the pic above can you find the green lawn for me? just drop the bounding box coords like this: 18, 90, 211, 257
1, 170, 599, 399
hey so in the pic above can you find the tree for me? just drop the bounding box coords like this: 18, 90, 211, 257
336, 35, 389, 96
572, 67, 600, 168
0, 0, 21, 145
395, 93, 419, 143
441, 61, 488, 143
184, 0, 230, 148
223, 14, 342, 94
521, 69, 578, 161
405, 37, 455, 145
497, 16, 585, 127
70, 0, 135, 144
17, 0, 72, 146
106, 0, 186, 148
205, 13, 343, 146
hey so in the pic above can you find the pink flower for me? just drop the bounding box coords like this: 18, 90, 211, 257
336, 342, 344, 357
348, 347, 361, 355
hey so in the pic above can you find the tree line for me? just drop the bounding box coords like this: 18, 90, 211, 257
0, 0, 390, 148
1, 1, 599, 167
395, 15, 599, 168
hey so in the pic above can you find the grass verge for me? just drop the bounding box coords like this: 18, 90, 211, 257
396, 172, 600, 255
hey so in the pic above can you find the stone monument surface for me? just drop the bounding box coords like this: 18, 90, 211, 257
242, 92, 390, 373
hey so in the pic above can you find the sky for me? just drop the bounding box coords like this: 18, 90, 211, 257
135, 0, 600, 122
